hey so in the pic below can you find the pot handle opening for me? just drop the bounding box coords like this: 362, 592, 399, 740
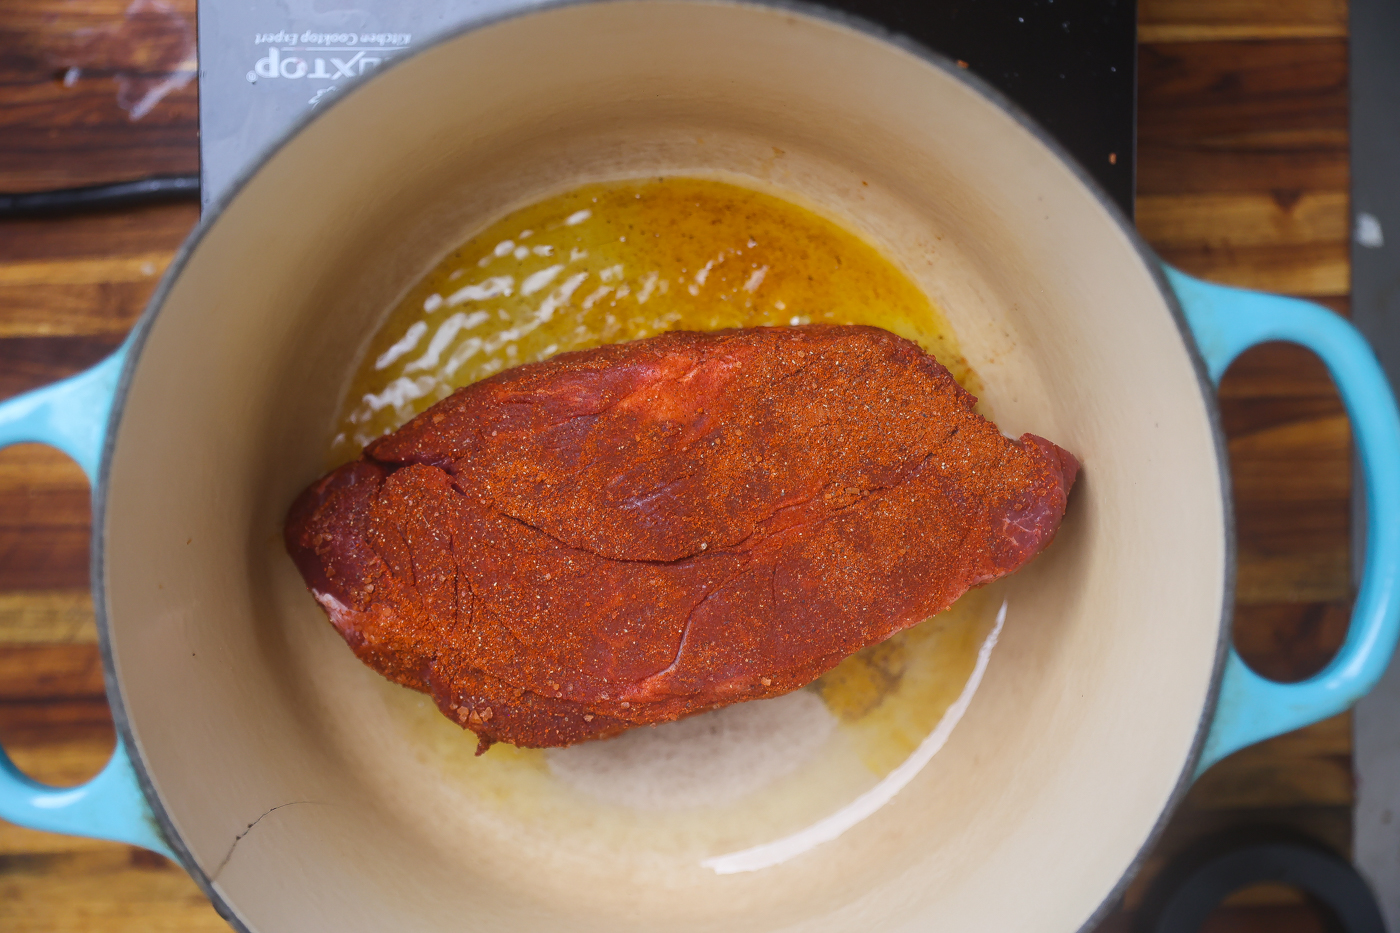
0, 346, 173, 857
1168, 267, 1400, 775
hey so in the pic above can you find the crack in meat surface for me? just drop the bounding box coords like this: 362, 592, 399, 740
285, 325, 1079, 751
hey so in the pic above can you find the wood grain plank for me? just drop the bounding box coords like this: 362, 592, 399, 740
0, 202, 198, 263
1139, 0, 1347, 42
0, 644, 105, 701
1220, 396, 1344, 444
0, 282, 160, 338
1137, 39, 1347, 196
1138, 40, 1348, 143
0, 591, 96, 644
1138, 192, 1347, 294
0, 336, 126, 400
0, 698, 114, 787
0, 81, 197, 133
1190, 714, 1353, 810
0, 253, 172, 338
1233, 602, 1348, 683
1138, 26, 1348, 300
1231, 408, 1351, 604
1153, 242, 1347, 296
1236, 551, 1350, 604
0, 443, 91, 592
0, 442, 89, 494
1217, 340, 1346, 439
0, 740, 113, 790
0, 0, 197, 47
1219, 338, 1352, 606
0, 820, 121, 855
1219, 334, 1352, 404
0, 644, 112, 787
1230, 414, 1350, 499
0, 252, 173, 287
0, 528, 91, 591
0, 204, 198, 338
1140, 192, 1346, 249
1, 0, 194, 19
0, 0, 197, 191
0, 847, 227, 933
0, 695, 114, 736
1191, 755, 1354, 810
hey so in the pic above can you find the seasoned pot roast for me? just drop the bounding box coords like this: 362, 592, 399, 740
285, 325, 1078, 752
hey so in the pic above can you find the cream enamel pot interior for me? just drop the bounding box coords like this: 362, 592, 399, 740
2, 3, 1399, 932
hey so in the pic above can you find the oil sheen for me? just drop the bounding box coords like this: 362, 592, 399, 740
331, 177, 980, 462
332, 177, 997, 875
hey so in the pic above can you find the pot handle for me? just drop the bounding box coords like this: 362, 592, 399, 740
0, 345, 174, 857
1167, 267, 1400, 775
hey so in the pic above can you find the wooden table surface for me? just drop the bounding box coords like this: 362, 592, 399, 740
0, 1, 1355, 930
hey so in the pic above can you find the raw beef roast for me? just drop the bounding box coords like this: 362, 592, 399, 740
285, 325, 1078, 752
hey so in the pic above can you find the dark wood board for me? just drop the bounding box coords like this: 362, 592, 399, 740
0, 0, 1355, 929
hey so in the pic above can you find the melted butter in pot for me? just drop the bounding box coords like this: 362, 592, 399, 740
333, 177, 978, 462
336, 177, 996, 870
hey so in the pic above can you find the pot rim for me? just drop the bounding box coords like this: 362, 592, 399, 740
90, 2, 1235, 930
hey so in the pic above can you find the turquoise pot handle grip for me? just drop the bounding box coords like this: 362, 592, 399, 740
0, 344, 173, 857
1167, 267, 1400, 775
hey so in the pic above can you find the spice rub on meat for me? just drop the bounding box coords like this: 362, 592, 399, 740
285, 325, 1079, 752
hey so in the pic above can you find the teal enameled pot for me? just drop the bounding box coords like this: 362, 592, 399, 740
2, 3, 1398, 931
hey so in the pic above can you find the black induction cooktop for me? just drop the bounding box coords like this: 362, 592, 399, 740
197, 0, 1136, 214
826, 0, 1136, 214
